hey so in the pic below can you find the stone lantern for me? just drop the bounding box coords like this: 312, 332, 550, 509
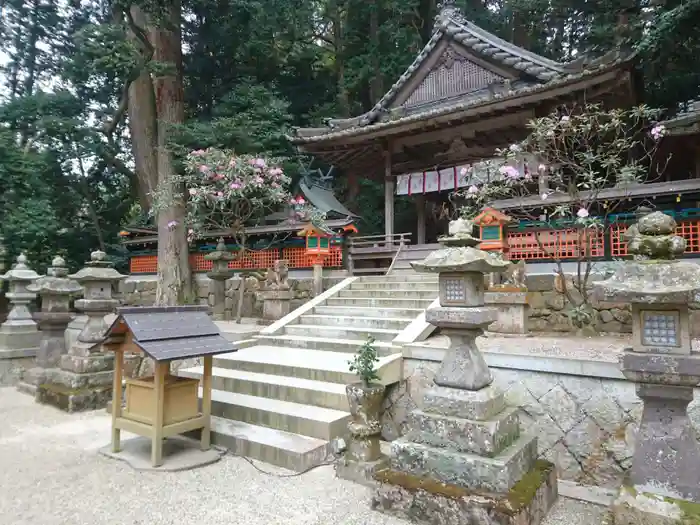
594, 211, 700, 523
20, 256, 82, 395
205, 238, 236, 320
38, 250, 126, 412
0, 253, 41, 356
371, 218, 557, 525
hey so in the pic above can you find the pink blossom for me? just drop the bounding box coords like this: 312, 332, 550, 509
651, 124, 666, 141
499, 165, 520, 179
468, 185, 479, 194
198, 164, 209, 173
217, 191, 223, 197
191, 149, 205, 156
255, 176, 264, 184
538, 163, 547, 172
290, 198, 298, 205
254, 158, 266, 168
297, 197, 306, 205
214, 173, 225, 180
230, 182, 241, 190
167, 220, 178, 230
576, 208, 589, 218
188, 188, 198, 196
270, 167, 283, 177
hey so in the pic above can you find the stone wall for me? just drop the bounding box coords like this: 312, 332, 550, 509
381, 341, 700, 489
119, 274, 339, 319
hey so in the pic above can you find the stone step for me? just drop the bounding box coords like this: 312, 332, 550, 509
180, 366, 349, 411
298, 314, 412, 331
325, 297, 435, 309
338, 289, 438, 300
358, 274, 438, 283
213, 346, 402, 385
208, 416, 330, 473
313, 305, 426, 319
284, 324, 401, 342
349, 282, 439, 291
256, 334, 399, 355
390, 434, 537, 493
208, 388, 350, 441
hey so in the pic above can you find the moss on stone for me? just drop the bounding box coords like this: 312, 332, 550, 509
374, 460, 554, 517
503, 460, 554, 514
620, 485, 700, 525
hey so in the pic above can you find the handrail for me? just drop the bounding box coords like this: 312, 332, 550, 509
348, 232, 412, 249
385, 241, 405, 276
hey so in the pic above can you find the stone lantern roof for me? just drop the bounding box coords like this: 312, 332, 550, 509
27, 256, 82, 296
594, 212, 700, 304
411, 218, 510, 274
0, 253, 39, 282
68, 250, 126, 283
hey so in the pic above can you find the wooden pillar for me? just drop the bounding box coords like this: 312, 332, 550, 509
201, 355, 212, 451
151, 361, 166, 467
384, 148, 394, 243
416, 195, 426, 245
111, 349, 123, 453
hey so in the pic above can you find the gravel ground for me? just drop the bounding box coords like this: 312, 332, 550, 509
0, 388, 607, 525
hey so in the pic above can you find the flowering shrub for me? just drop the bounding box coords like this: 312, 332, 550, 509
180, 149, 291, 239
455, 104, 667, 331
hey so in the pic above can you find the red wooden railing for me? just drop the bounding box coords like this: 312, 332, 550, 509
129, 246, 343, 274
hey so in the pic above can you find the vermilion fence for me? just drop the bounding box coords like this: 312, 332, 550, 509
129, 245, 343, 274
506, 218, 700, 261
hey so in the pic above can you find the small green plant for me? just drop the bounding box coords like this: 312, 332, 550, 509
348, 336, 380, 387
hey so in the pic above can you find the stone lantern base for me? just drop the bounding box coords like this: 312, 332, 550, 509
37, 348, 114, 412
260, 290, 293, 320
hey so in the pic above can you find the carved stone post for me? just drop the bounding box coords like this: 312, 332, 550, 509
37, 250, 126, 412
205, 238, 235, 320
595, 212, 700, 524
0, 254, 41, 356
260, 260, 293, 321
371, 218, 558, 525
20, 256, 82, 396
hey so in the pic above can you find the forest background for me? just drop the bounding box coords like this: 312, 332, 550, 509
0, 0, 697, 290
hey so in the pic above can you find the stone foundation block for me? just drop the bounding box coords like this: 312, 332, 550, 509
372, 461, 557, 525
47, 368, 113, 390
611, 486, 700, 525
37, 383, 112, 412
336, 455, 388, 488
390, 435, 537, 493
406, 407, 521, 457
422, 384, 505, 421
59, 353, 114, 374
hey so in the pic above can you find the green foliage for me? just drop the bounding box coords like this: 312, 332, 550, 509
348, 336, 381, 387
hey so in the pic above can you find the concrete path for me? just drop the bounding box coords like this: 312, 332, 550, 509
0, 388, 608, 525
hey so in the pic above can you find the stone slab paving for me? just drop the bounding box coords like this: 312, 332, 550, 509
0, 387, 606, 525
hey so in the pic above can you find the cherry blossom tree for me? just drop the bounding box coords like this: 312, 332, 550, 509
458, 104, 668, 333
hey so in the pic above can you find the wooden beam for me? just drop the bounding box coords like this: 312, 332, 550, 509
151, 361, 166, 467
492, 178, 700, 210
384, 146, 395, 242
391, 110, 535, 153
201, 355, 212, 451
111, 350, 123, 453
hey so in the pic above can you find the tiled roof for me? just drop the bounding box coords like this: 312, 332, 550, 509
291, 3, 630, 145
291, 52, 631, 144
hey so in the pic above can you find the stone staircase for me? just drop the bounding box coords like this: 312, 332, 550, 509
179, 272, 439, 471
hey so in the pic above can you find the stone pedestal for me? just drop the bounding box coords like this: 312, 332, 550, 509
372, 219, 556, 525
337, 382, 388, 487
260, 289, 293, 320
205, 238, 235, 321
19, 256, 81, 396
594, 211, 700, 525
0, 254, 41, 357
37, 250, 125, 412
485, 290, 530, 336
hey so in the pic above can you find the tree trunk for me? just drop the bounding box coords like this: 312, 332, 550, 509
126, 5, 159, 212
151, 0, 194, 306
368, 0, 383, 104
331, 0, 350, 117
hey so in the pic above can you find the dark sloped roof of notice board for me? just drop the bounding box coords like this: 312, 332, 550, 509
105, 305, 237, 361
